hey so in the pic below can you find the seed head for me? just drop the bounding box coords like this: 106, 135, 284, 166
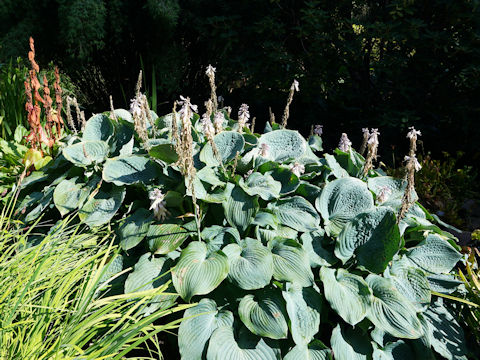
404, 155, 422, 171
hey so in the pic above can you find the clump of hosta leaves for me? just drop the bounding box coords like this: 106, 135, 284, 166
17, 103, 468, 360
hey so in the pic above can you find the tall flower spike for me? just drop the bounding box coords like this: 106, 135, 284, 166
214, 112, 224, 134
359, 128, 370, 155
238, 103, 250, 132
281, 79, 299, 128
206, 65, 218, 112
362, 128, 380, 177
398, 127, 422, 222
338, 133, 352, 152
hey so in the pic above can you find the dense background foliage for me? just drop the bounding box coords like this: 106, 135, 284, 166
1, 0, 479, 164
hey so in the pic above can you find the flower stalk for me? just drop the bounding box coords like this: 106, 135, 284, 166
281, 79, 299, 128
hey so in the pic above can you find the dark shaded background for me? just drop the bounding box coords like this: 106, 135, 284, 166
1, 0, 479, 166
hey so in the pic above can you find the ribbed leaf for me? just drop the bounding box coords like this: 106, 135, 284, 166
372, 340, 415, 360
240, 172, 281, 201
265, 166, 300, 194
388, 256, 431, 311
336, 207, 401, 273
269, 238, 314, 287
258, 129, 307, 162
223, 183, 259, 234
148, 139, 178, 163
282, 284, 322, 346
147, 223, 191, 254
117, 208, 153, 250
316, 177, 374, 236
206, 325, 281, 360
331, 324, 372, 360
320, 267, 371, 325
367, 176, 413, 204
301, 231, 337, 268
238, 289, 288, 339
284, 340, 333, 360
124, 253, 177, 315
200, 131, 245, 166
366, 275, 423, 339
79, 186, 125, 227
82, 113, 115, 141
103, 155, 157, 185
172, 241, 229, 301
423, 299, 468, 360
63, 140, 110, 167
268, 196, 320, 232
406, 234, 462, 274
53, 177, 90, 216
178, 298, 234, 360
201, 225, 241, 252
223, 238, 274, 290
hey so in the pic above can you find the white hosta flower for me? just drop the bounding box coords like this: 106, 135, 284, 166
259, 143, 270, 157
290, 162, 305, 177
178, 95, 198, 118
238, 103, 250, 129
206, 64, 216, 76
314, 124, 323, 136
214, 112, 224, 132
201, 114, 215, 137
291, 79, 300, 92
405, 155, 422, 171
362, 127, 370, 135
376, 186, 392, 204
368, 128, 380, 145
149, 188, 168, 221
338, 133, 352, 152
129, 97, 143, 117
407, 126, 422, 139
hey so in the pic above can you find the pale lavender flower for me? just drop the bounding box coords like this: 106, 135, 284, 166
290, 162, 305, 177
407, 126, 422, 139
405, 155, 422, 171
338, 133, 352, 152
376, 186, 392, 203
214, 112, 224, 133
259, 143, 270, 157
244, 169, 254, 179
206, 64, 216, 76
291, 79, 300, 92
217, 95, 224, 103
149, 188, 168, 221
314, 124, 323, 136
177, 95, 198, 118
129, 97, 142, 117
368, 128, 380, 145
201, 114, 215, 137
362, 127, 370, 135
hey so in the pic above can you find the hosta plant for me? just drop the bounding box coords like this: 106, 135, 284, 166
16, 95, 469, 359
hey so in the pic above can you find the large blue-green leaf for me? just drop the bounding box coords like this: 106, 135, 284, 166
124, 253, 177, 315
117, 208, 153, 250
103, 155, 157, 185
324, 153, 349, 179
113, 108, 133, 123
63, 140, 110, 167
300, 231, 337, 267
336, 207, 401, 273
366, 275, 423, 339
316, 177, 374, 236
147, 223, 191, 254
200, 131, 245, 166
406, 234, 462, 274
172, 241, 229, 302
367, 176, 414, 205
267, 196, 320, 232
282, 284, 322, 346
223, 183, 259, 234
82, 113, 115, 141
223, 238, 274, 290
269, 238, 314, 287
53, 177, 90, 216
388, 256, 431, 311
148, 139, 178, 163
265, 166, 300, 194
178, 298, 233, 360
372, 340, 415, 360
201, 225, 240, 252
206, 324, 281, 360
331, 324, 373, 360
320, 267, 371, 325
239, 289, 288, 339
423, 299, 468, 360
258, 129, 307, 162
79, 186, 125, 227
239, 172, 281, 201
284, 340, 333, 360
